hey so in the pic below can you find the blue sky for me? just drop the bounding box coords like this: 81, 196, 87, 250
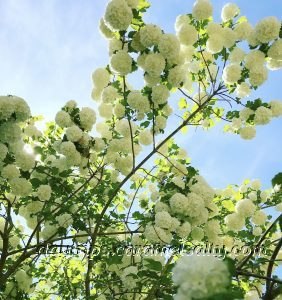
0, 0, 282, 190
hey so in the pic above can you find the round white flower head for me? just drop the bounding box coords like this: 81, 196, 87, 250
253, 227, 263, 236
152, 85, 170, 105
175, 15, 190, 31
0, 143, 8, 161
269, 100, 282, 117
254, 16, 280, 43
1, 165, 20, 180
10, 178, 32, 197
66, 125, 83, 142
172, 255, 230, 300
15, 152, 35, 171
139, 129, 153, 146
225, 212, 245, 231
252, 210, 267, 225
168, 66, 186, 87
267, 58, 282, 70
144, 224, 172, 244
234, 21, 253, 40
251, 179, 261, 190
155, 211, 174, 229
236, 82, 251, 98
239, 107, 254, 121
268, 39, 282, 61
110, 50, 132, 75
206, 34, 224, 54
13, 97, 31, 122
99, 18, 114, 39
98, 103, 113, 119
37, 185, 52, 201
101, 86, 119, 104
140, 24, 162, 48
144, 53, 166, 77
104, 0, 133, 31
249, 65, 268, 87
125, 0, 138, 9
240, 126, 256, 140
221, 3, 240, 22
176, 222, 191, 238
254, 106, 272, 125
222, 27, 237, 48
235, 198, 256, 217
127, 91, 150, 113
245, 50, 265, 71
176, 23, 198, 46
158, 34, 180, 61
92, 68, 110, 90
223, 63, 241, 84
79, 107, 96, 130
192, 0, 213, 20
114, 102, 125, 118
229, 47, 245, 63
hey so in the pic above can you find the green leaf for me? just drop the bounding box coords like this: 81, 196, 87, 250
272, 172, 282, 187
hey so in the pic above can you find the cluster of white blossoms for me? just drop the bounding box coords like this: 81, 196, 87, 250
14, 269, 33, 293
144, 173, 219, 244
172, 255, 230, 300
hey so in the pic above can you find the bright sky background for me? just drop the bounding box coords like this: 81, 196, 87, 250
0, 0, 281, 191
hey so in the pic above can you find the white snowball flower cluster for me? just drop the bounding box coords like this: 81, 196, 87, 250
110, 50, 132, 75
192, 0, 213, 20
240, 126, 256, 140
176, 23, 197, 46
151, 85, 170, 106
172, 255, 230, 300
144, 53, 166, 77
140, 24, 162, 48
10, 178, 32, 197
127, 91, 150, 113
221, 3, 240, 22
37, 185, 52, 201
104, 0, 133, 31
144, 224, 172, 244
66, 125, 83, 142
234, 21, 253, 40
1, 164, 20, 180
15, 269, 32, 292
254, 106, 272, 125
92, 68, 110, 90
252, 210, 267, 225
254, 16, 281, 43
158, 34, 180, 63
79, 107, 96, 130
168, 66, 186, 87
56, 213, 72, 228
59, 141, 81, 166
235, 82, 251, 98
139, 129, 153, 145
15, 152, 35, 171
55, 111, 72, 128
101, 86, 119, 104
269, 100, 282, 117
229, 47, 245, 63
268, 39, 282, 61
222, 63, 241, 84
99, 18, 114, 39
225, 212, 245, 231
176, 222, 191, 238
235, 198, 256, 217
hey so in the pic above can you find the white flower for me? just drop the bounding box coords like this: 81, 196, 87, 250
254, 106, 272, 125
225, 213, 245, 231
251, 179, 261, 190
115, 119, 137, 137
180, 45, 195, 62
236, 82, 251, 98
101, 86, 119, 104
252, 210, 267, 225
79, 107, 96, 130
235, 199, 256, 217
275, 203, 282, 212
254, 16, 280, 43
249, 65, 268, 87
234, 21, 253, 40
155, 211, 174, 229
173, 255, 229, 300
37, 185, 52, 201
176, 23, 198, 46
240, 126, 256, 140
229, 47, 245, 63
110, 50, 132, 75
104, 0, 133, 31
158, 34, 180, 62
154, 201, 170, 213
191, 227, 204, 240
92, 68, 110, 90
125, 0, 138, 9
222, 63, 241, 84
15, 152, 35, 171
66, 125, 83, 142
127, 91, 150, 113
245, 50, 265, 71
139, 129, 153, 145
1, 165, 20, 180
268, 39, 282, 61
192, 0, 213, 20
10, 178, 32, 197
155, 115, 167, 130
221, 3, 240, 22
267, 58, 282, 70
269, 100, 282, 117
0, 143, 8, 161
175, 15, 190, 31
144, 53, 166, 77
239, 108, 254, 120
253, 227, 262, 236
152, 85, 170, 105
114, 102, 126, 118
144, 224, 172, 244
176, 222, 191, 238
13, 97, 31, 122
99, 18, 114, 39
206, 35, 224, 54
140, 24, 162, 48
168, 66, 186, 87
